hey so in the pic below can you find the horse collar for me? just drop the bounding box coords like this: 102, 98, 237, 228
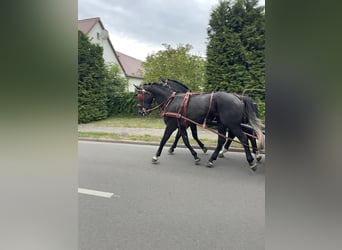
161, 91, 177, 110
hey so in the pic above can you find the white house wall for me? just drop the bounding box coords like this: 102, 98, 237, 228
82, 21, 144, 91
87, 23, 126, 78
127, 78, 143, 92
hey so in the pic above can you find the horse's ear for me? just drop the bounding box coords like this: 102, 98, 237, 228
160, 78, 168, 86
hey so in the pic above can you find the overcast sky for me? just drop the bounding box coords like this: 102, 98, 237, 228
78, 0, 265, 61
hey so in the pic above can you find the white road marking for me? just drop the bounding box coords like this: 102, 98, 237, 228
78, 188, 119, 198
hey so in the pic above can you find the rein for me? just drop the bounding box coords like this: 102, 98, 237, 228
145, 103, 163, 113
143, 91, 177, 114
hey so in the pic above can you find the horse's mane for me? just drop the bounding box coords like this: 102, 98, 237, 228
161, 78, 191, 92
142, 82, 172, 91
143, 82, 167, 87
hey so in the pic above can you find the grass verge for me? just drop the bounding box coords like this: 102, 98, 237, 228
78, 131, 242, 148
82, 115, 165, 129
79, 116, 244, 149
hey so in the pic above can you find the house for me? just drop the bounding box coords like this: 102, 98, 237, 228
78, 17, 144, 91
116, 52, 144, 92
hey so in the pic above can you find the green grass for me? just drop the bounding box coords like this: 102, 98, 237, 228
83, 115, 165, 129
78, 115, 243, 148
78, 131, 219, 147
78, 131, 161, 142
78, 131, 242, 148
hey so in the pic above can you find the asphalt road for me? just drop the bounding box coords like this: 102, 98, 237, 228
79, 141, 265, 250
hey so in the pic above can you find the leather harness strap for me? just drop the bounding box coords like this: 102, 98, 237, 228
202, 92, 214, 128
161, 91, 177, 111
162, 91, 214, 129
177, 92, 191, 127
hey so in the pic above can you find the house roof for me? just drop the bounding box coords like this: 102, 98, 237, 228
78, 17, 104, 35
116, 52, 144, 78
78, 17, 144, 79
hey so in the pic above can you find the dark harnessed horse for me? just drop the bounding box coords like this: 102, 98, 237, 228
136, 83, 265, 170
138, 79, 208, 154
160, 79, 262, 161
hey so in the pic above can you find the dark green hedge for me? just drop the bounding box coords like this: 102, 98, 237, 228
78, 31, 108, 123
107, 92, 138, 116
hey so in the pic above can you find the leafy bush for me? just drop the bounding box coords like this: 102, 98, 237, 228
257, 100, 265, 123
108, 92, 137, 116
78, 31, 133, 123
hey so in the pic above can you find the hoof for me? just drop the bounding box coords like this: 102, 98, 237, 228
168, 148, 174, 155
195, 157, 201, 165
249, 162, 257, 172
202, 147, 208, 154
206, 161, 214, 168
152, 156, 159, 164
256, 154, 262, 162
218, 149, 227, 158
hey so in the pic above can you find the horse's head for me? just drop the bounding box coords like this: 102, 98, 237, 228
135, 83, 175, 115
135, 84, 154, 116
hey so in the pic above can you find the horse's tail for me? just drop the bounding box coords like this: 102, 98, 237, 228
243, 97, 265, 150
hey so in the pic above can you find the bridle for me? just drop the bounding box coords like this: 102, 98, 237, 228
137, 85, 176, 115
137, 88, 148, 109
137, 87, 151, 115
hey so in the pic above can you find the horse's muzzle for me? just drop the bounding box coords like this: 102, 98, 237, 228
138, 107, 148, 116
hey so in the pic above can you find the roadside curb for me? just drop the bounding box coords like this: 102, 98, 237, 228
78, 137, 250, 153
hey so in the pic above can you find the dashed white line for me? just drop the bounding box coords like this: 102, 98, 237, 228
78, 188, 119, 198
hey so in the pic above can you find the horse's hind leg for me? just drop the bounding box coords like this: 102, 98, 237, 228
232, 128, 257, 171
218, 130, 235, 158
244, 125, 262, 162
190, 124, 207, 153
206, 123, 226, 167
179, 126, 201, 164
169, 130, 181, 154
249, 136, 262, 162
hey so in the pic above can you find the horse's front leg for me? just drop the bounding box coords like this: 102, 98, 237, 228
218, 130, 235, 158
206, 123, 226, 167
179, 126, 200, 165
190, 123, 207, 153
168, 129, 181, 154
153, 125, 177, 163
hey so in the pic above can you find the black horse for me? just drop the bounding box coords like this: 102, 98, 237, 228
139, 79, 208, 154
161, 78, 262, 161
136, 83, 265, 170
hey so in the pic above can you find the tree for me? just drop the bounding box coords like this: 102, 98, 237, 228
142, 44, 206, 91
206, 0, 265, 98
78, 31, 108, 123
104, 63, 130, 116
